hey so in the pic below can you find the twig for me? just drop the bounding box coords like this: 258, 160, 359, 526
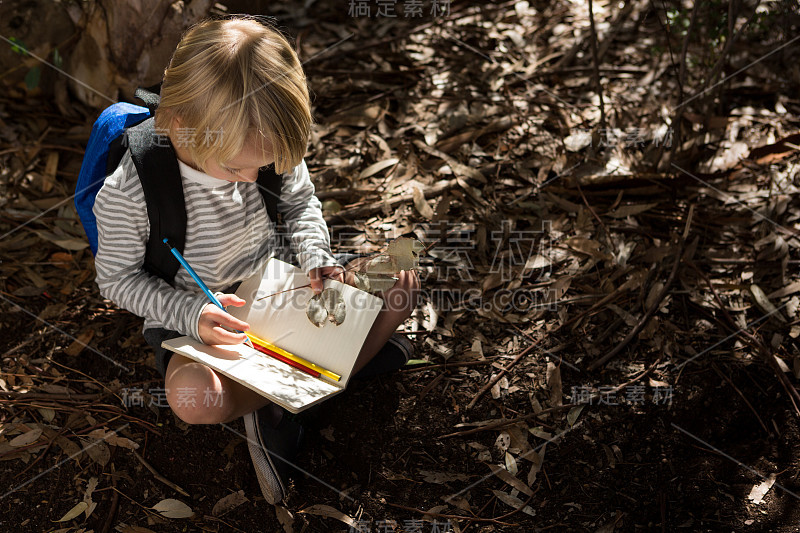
99, 463, 119, 533
587, 0, 606, 129
587, 205, 693, 371
440, 405, 574, 439
131, 449, 190, 497
324, 178, 460, 223
684, 258, 800, 417
711, 363, 770, 435
384, 502, 515, 526
466, 339, 542, 410
587, 241, 683, 371
576, 181, 612, 249
665, 0, 701, 168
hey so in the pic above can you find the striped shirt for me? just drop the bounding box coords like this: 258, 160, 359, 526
93, 151, 337, 341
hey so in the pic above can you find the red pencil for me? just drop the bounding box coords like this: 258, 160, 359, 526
249, 340, 321, 378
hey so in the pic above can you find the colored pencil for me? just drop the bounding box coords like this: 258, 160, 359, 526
163, 238, 253, 347
245, 332, 341, 382
249, 340, 320, 378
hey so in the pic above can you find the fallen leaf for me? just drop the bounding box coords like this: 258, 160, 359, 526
412, 185, 435, 219
504, 451, 518, 476
33, 230, 88, 251
65, 329, 95, 357
419, 470, 470, 484
546, 362, 562, 407
306, 294, 328, 327
298, 504, 356, 528
83, 477, 98, 519
306, 288, 346, 327
275, 505, 295, 533
87, 428, 139, 450
10, 428, 42, 447
56, 501, 88, 522
358, 158, 398, 179
212, 490, 249, 516
80, 438, 110, 466
564, 131, 592, 152
567, 405, 584, 427
749, 284, 786, 323
491, 490, 535, 516
607, 203, 659, 218
747, 474, 776, 504
151, 498, 194, 519
485, 463, 534, 496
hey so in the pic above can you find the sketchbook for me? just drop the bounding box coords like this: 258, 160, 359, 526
162, 258, 384, 413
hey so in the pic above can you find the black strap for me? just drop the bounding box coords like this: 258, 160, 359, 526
126, 117, 187, 285
134, 87, 160, 115
256, 164, 282, 224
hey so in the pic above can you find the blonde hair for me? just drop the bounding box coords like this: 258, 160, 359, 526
155, 17, 311, 175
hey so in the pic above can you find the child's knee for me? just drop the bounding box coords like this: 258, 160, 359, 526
383, 270, 420, 317
165, 362, 228, 425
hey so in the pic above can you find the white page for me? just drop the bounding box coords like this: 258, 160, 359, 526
230, 259, 384, 385
161, 337, 342, 413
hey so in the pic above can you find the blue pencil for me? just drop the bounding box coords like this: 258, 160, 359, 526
162, 238, 251, 345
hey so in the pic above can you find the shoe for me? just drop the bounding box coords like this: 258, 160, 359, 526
353, 333, 414, 380
243, 403, 305, 504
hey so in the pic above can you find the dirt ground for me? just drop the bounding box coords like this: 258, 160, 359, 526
2, 1, 800, 532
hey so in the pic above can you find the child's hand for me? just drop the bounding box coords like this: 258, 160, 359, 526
308, 266, 345, 294
198, 294, 250, 345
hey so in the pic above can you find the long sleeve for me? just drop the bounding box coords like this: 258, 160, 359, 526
277, 160, 338, 273
93, 153, 209, 340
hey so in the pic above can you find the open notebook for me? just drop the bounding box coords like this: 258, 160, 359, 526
161, 259, 384, 413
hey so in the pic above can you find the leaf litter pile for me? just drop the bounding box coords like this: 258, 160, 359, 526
2, 1, 800, 531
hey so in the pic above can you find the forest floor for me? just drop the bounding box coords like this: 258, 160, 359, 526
2, 1, 800, 532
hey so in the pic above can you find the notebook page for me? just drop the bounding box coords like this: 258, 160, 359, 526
230, 259, 384, 384
161, 337, 342, 413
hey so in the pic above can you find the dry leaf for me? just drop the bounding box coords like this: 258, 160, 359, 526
747, 474, 776, 504
80, 438, 110, 466
275, 505, 295, 533
83, 477, 98, 519
504, 451, 518, 476
607, 203, 659, 218
10, 428, 42, 447
412, 185, 435, 219
306, 294, 328, 327
65, 329, 95, 357
87, 428, 139, 450
212, 490, 249, 516
546, 362, 562, 407
151, 498, 193, 519
419, 470, 470, 484
486, 463, 535, 496
306, 288, 346, 327
358, 157, 398, 179
298, 504, 356, 528
491, 490, 536, 516
56, 501, 88, 522
567, 405, 584, 427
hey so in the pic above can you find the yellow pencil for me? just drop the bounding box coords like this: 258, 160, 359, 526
245, 332, 341, 382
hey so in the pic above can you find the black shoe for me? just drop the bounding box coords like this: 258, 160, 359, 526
353, 333, 413, 380
243, 403, 304, 504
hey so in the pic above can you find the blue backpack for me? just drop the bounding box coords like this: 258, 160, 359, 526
75, 89, 283, 285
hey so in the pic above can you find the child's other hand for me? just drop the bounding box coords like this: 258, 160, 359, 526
198, 294, 250, 345
308, 266, 344, 294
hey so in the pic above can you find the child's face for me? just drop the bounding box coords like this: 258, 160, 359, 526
205, 137, 274, 183
171, 126, 273, 182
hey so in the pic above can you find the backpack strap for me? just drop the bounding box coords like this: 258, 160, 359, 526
125, 117, 186, 285
134, 87, 160, 115
256, 164, 282, 224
